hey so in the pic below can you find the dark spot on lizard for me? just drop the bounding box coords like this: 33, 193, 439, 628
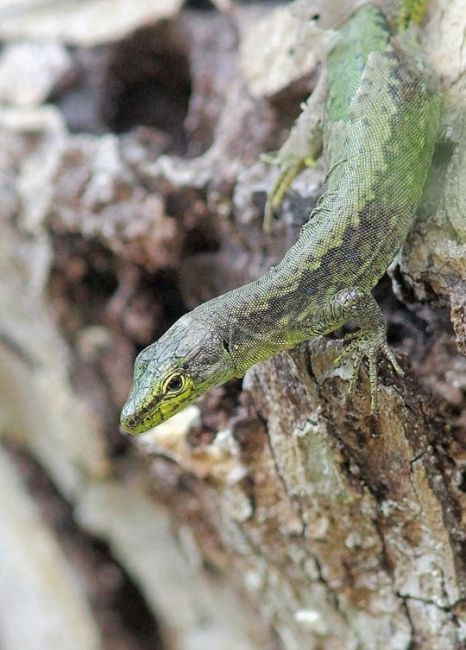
387, 83, 400, 102
345, 250, 359, 263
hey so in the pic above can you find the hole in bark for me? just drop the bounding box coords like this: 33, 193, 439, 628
181, 226, 221, 256
102, 22, 192, 153
49, 235, 186, 343
47, 234, 189, 456
458, 469, 466, 493
186, 0, 214, 9
372, 481, 389, 500
386, 321, 404, 344
151, 269, 187, 327
49, 236, 119, 329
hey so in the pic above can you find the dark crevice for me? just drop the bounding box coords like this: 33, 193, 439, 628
409, 450, 427, 468
49, 22, 192, 152
48, 230, 187, 342
150, 269, 187, 330
458, 469, 466, 493
311, 552, 363, 645
47, 233, 188, 455
374, 274, 430, 351
181, 226, 222, 257
102, 23, 192, 153
186, 0, 214, 9
48, 235, 120, 330
4, 442, 165, 650
398, 596, 416, 650
396, 590, 466, 613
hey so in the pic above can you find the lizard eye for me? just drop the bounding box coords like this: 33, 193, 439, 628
163, 373, 185, 394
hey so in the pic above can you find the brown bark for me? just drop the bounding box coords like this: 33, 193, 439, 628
0, 1, 465, 648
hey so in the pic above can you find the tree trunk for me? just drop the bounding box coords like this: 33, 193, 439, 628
0, 1, 465, 648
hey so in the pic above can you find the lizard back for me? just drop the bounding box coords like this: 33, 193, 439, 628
121, 1, 443, 432
193, 5, 441, 371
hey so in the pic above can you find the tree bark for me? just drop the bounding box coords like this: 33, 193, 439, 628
0, 1, 465, 648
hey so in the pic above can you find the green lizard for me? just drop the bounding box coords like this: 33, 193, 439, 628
120, 0, 441, 434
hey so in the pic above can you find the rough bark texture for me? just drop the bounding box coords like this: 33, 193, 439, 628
0, 1, 465, 648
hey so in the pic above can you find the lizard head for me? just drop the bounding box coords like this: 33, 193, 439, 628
120, 314, 236, 434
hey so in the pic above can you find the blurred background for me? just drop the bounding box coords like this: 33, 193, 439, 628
0, 1, 277, 648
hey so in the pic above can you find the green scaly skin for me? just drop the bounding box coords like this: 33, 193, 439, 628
121, 1, 441, 435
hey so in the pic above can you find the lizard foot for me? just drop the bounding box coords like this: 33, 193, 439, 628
336, 329, 404, 411
262, 155, 315, 232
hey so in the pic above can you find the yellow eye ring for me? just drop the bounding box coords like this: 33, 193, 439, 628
163, 373, 185, 394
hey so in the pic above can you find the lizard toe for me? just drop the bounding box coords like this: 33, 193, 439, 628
338, 331, 403, 411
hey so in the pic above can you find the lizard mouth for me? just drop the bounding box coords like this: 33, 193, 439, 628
120, 397, 164, 435
120, 389, 195, 435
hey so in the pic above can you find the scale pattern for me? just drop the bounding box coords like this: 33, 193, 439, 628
193, 6, 440, 371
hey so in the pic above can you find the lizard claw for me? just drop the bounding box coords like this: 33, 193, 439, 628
336, 330, 404, 411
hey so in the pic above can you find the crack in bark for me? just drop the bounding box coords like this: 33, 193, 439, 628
408, 450, 427, 467
398, 596, 416, 650
396, 591, 466, 645
396, 591, 466, 612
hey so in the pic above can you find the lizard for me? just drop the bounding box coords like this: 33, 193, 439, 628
120, 0, 441, 435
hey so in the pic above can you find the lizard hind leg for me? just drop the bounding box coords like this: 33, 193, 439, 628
310, 289, 404, 411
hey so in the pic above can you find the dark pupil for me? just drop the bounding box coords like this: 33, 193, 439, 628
167, 375, 182, 391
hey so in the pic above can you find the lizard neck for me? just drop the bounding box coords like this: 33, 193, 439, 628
192, 266, 317, 376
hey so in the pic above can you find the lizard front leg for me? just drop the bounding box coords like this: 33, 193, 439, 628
262, 70, 327, 232
305, 288, 404, 410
